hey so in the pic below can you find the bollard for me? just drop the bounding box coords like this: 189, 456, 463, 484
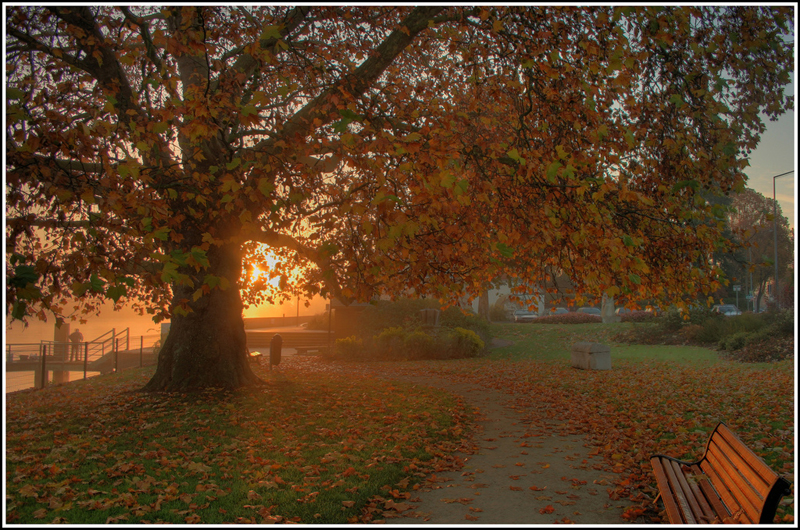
270, 334, 282, 371
84, 342, 88, 379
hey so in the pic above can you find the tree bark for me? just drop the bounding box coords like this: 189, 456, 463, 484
478, 288, 490, 322
142, 241, 263, 392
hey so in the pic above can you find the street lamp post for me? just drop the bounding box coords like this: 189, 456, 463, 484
772, 171, 793, 310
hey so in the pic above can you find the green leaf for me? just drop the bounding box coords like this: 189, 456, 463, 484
241, 104, 258, 117
152, 121, 170, 134
628, 273, 642, 285
332, 120, 349, 134
9, 264, 39, 288
11, 301, 27, 320
507, 148, 523, 163
439, 170, 456, 189
190, 247, 210, 269
496, 242, 514, 258
258, 178, 274, 197
153, 227, 170, 241
671, 180, 699, 193
546, 161, 562, 182
623, 234, 635, 247
339, 108, 361, 121
106, 285, 127, 303
226, 158, 241, 170
89, 274, 105, 293
260, 25, 282, 41
6, 87, 25, 100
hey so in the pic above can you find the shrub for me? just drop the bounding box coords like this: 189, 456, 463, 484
693, 317, 725, 344
719, 332, 749, 351
532, 312, 602, 324
375, 326, 407, 360
404, 330, 437, 359
768, 309, 795, 335
334, 336, 363, 359
619, 311, 656, 323
440, 306, 492, 343
448, 327, 485, 358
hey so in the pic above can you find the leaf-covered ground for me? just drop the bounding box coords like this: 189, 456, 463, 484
5, 363, 474, 524
5, 323, 795, 524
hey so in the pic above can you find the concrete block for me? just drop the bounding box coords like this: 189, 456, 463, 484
571, 342, 611, 370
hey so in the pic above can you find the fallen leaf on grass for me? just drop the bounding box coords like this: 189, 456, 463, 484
530, 485, 547, 491
465, 514, 480, 521
469, 507, 483, 512
539, 505, 555, 514
509, 486, 523, 491
342, 501, 356, 508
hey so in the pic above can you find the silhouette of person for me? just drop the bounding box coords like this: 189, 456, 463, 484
68, 329, 84, 361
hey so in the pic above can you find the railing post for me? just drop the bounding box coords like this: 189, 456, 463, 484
114, 338, 119, 372
140, 336, 144, 367
84, 342, 88, 379
40, 342, 47, 389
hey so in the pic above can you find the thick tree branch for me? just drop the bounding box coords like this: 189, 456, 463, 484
252, 6, 447, 155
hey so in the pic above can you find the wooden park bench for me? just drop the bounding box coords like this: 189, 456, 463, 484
650, 422, 792, 524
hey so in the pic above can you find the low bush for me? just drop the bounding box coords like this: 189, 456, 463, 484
449, 327, 485, 358
619, 311, 656, 323
329, 326, 486, 362
440, 306, 492, 344
719, 332, 750, 351
532, 312, 602, 324
375, 326, 407, 360
404, 330, 437, 359
333, 336, 364, 360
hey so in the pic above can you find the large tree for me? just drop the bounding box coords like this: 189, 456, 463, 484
6, 6, 793, 390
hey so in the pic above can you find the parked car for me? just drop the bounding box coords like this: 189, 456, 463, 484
577, 307, 601, 315
713, 304, 742, 317
615, 307, 631, 315
513, 310, 537, 323
550, 307, 569, 315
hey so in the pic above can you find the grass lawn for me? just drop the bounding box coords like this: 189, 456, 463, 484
5, 361, 473, 524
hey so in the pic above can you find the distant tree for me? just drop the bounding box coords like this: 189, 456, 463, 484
6, 6, 793, 391
727, 188, 794, 311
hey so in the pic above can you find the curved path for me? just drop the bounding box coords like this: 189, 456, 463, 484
369, 372, 635, 524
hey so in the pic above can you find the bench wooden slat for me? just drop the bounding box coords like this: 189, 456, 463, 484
704, 446, 759, 523
701, 449, 753, 523
717, 424, 778, 492
708, 436, 770, 512
669, 459, 708, 523
691, 464, 731, 523
663, 458, 697, 523
651, 457, 687, 524
675, 462, 717, 522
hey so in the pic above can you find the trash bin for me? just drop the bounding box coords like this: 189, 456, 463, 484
270, 334, 282, 367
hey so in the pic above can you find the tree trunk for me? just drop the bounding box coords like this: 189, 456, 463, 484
142, 241, 263, 392
478, 288, 490, 322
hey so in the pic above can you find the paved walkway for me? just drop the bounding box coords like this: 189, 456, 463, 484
370, 372, 635, 525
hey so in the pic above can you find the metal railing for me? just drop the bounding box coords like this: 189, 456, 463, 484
5, 328, 161, 392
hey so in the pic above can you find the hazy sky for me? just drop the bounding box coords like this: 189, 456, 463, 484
744, 81, 796, 232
